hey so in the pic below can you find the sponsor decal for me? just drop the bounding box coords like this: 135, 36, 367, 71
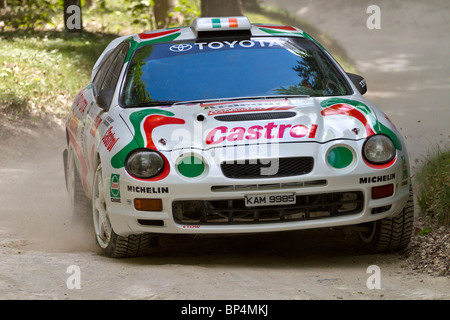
73, 90, 88, 115
321, 98, 402, 151
111, 109, 185, 182
169, 43, 192, 52
125, 29, 182, 62
359, 173, 395, 184
256, 25, 297, 31
363, 156, 397, 170
182, 225, 200, 229
127, 185, 169, 194
256, 25, 326, 50
208, 106, 290, 115
321, 102, 376, 137
138, 29, 181, 40
206, 122, 318, 145
201, 99, 291, 110
102, 116, 114, 128
207, 105, 295, 116
102, 127, 119, 152
110, 174, 121, 203
194, 39, 282, 51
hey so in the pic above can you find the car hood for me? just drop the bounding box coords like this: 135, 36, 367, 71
119, 96, 380, 151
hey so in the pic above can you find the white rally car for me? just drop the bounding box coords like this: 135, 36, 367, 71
63, 16, 413, 257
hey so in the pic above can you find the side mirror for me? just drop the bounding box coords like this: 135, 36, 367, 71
346, 73, 367, 95
97, 87, 115, 110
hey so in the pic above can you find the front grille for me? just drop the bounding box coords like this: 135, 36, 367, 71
214, 111, 296, 122
211, 179, 327, 192
173, 191, 364, 225
221, 157, 314, 179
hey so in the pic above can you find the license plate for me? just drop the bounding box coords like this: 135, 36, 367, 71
244, 193, 296, 207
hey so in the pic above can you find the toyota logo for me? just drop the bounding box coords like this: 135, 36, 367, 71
169, 44, 193, 52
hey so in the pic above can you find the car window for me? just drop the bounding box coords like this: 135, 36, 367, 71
121, 37, 352, 107
92, 49, 115, 94
100, 44, 128, 93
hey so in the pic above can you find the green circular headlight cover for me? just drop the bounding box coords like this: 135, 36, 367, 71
177, 156, 205, 178
328, 146, 354, 169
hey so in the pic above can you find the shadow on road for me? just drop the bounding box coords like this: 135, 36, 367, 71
112, 227, 393, 268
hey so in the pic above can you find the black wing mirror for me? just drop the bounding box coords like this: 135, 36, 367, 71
346, 73, 367, 95
97, 87, 115, 111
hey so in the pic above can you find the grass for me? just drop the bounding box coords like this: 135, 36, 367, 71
0, 30, 117, 119
415, 146, 450, 227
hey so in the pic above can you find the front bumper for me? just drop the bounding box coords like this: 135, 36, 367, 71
105, 140, 410, 236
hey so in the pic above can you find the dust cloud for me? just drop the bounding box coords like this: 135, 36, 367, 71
0, 119, 97, 253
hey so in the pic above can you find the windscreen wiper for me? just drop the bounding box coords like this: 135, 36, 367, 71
173, 95, 310, 106
127, 100, 179, 107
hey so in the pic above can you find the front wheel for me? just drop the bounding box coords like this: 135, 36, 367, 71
358, 187, 414, 253
92, 161, 154, 258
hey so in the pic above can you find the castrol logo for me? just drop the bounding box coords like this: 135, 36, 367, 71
206, 122, 318, 145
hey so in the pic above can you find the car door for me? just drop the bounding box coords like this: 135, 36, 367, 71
82, 43, 129, 194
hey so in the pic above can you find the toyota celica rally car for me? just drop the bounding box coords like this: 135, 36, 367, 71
63, 16, 413, 258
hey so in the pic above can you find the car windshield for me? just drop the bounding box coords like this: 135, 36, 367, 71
121, 37, 352, 107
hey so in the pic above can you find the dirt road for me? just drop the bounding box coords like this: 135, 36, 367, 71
0, 0, 449, 300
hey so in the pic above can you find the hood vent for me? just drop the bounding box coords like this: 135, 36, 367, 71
214, 111, 296, 122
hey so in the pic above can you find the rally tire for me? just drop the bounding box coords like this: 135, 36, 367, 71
358, 186, 414, 253
67, 146, 91, 221
92, 161, 154, 258
103, 230, 155, 258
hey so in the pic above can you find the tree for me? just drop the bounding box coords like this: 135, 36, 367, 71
84, 0, 94, 8
64, 0, 82, 32
126, 0, 200, 30
201, 0, 243, 17
153, 0, 183, 29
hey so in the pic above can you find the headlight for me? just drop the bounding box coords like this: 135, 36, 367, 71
125, 149, 165, 179
363, 134, 396, 165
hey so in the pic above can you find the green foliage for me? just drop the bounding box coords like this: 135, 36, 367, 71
418, 227, 432, 236
124, 0, 200, 30
124, 0, 155, 30
174, 0, 201, 26
416, 146, 450, 227
0, 0, 60, 31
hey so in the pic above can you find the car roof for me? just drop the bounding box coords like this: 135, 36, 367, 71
92, 16, 312, 81
131, 17, 307, 44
